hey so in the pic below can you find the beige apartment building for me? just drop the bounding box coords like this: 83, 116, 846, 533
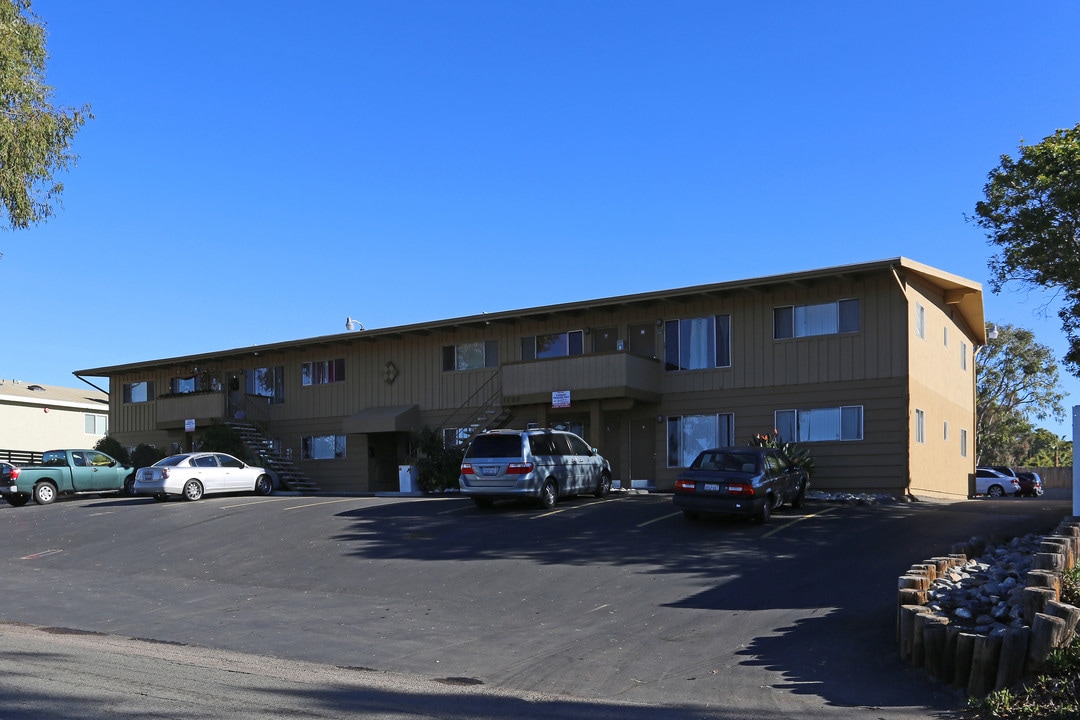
0, 379, 109, 455
76, 257, 985, 499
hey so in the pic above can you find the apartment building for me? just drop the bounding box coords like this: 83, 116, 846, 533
76, 257, 984, 499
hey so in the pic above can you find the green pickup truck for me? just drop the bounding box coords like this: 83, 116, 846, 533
1, 449, 136, 506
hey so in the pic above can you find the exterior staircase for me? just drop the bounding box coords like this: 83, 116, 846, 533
227, 422, 320, 493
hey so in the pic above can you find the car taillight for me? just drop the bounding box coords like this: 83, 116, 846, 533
460, 464, 474, 475
507, 462, 533, 474
726, 482, 755, 495
9, 466, 18, 480
675, 479, 696, 492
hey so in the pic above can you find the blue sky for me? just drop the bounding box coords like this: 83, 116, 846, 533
5, 1, 1080, 439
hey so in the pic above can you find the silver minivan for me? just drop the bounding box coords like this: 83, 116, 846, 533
459, 428, 612, 509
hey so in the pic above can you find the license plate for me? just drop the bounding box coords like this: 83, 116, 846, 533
481, 466, 499, 477
703, 483, 720, 492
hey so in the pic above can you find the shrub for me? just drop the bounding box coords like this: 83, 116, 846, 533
130, 443, 167, 470
94, 436, 130, 465
411, 426, 465, 492
197, 422, 249, 461
748, 432, 815, 477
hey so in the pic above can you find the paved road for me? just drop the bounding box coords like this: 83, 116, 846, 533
0, 490, 1070, 719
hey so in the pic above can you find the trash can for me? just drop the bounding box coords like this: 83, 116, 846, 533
398, 465, 419, 493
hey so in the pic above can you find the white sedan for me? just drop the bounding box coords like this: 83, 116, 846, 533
134, 452, 273, 501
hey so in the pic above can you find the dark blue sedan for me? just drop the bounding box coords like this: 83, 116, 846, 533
673, 447, 809, 524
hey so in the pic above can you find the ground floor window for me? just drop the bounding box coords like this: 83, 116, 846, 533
301, 434, 346, 460
442, 427, 471, 447
667, 413, 735, 468
775, 406, 863, 442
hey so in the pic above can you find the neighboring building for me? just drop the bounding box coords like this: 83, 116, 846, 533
75, 257, 985, 499
0, 379, 109, 452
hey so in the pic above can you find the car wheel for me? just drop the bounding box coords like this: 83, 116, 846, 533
791, 481, 807, 509
538, 479, 557, 510
754, 496, 772, 524
472, 497, 494, 509
123, 475, 136, 496
182, 480, 204, 501
33, 482, 57, 506
254, 475, 273, 496
4, 493, 29, 507
987, 484, 1005, 498
594, 473, 611, 498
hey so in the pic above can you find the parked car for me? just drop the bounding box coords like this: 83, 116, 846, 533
672, 447, 809, 524
975, 467, 1019, 498
133, 452, 273, 501
459, 427, 612, 509
1015, 471, 1044, 497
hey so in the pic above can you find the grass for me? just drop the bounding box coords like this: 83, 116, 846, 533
965, 566, 1080, 719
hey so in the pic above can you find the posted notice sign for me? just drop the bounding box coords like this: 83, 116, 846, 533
552, 390, 571, 408
185, 418, 196, 432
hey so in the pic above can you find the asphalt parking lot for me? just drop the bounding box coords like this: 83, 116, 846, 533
0, 490, 1071, 719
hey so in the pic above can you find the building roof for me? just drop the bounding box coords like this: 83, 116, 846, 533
74, 257, 984, 378
0, 379, 109, 410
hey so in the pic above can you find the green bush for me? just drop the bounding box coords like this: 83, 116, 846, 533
748, 432, 815, 477
411, 426, 465, 492
130, 443, 167, 470
197, 422, 249, 461
94, 436, 130, 465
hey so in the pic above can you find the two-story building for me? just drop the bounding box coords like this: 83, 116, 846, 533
75, 257, 985, 499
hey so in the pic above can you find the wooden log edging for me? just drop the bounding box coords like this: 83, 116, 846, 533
898, 517, 1080, 697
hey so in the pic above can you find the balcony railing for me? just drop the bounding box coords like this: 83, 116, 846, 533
155, 391, 226, 428
501, 352, 661, 405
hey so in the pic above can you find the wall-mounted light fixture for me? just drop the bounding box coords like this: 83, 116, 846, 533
345, 316, 364, 331
987, 324, 999, 340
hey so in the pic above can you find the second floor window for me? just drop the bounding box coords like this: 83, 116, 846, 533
774, 299, 860, 339
665, 315, 731, 371
443, 341, 499, 371
521, 331, 584, 360
84, 414, 108, 434
302, 359, 345, 386
123, 381, 154, 403
247, 366, 285, 404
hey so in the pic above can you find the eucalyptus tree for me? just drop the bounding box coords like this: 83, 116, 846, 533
976, 324, 1064, 465
0, 0, 91, 242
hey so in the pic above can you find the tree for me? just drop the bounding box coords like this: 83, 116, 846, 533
976, 324, 1064, 465
973, 123, 1080, 372
1021, 428, 1073, 468
0, 0, 91, 239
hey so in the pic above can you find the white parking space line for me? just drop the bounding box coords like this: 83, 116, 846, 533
283, 498, 365, 511
638, 511, 682, 528
220, 497, 298, 510
760, 506, 840, 538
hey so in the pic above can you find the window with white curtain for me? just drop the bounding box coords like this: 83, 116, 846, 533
775, 406, 863, 442
664, 315, 731, 371
915, 409, 926, 443
773, 299, 859, 339
666, 413, 735, 467
915, 304, 926, 339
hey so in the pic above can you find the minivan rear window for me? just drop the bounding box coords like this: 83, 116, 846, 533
465, 435, 524, 458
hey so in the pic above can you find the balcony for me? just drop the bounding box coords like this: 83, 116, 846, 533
500, 352, 661, 406
155, 391, 226, 429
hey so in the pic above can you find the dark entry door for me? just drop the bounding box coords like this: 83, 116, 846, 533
630, 418, 655, 484
628, 323, 656, 358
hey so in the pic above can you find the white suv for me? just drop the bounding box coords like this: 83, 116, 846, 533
459, 428, 612, 509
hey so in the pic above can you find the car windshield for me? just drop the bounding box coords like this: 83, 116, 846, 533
154, 455, 190, 467
693, 451, 759, 472
465, 435, 524, 458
